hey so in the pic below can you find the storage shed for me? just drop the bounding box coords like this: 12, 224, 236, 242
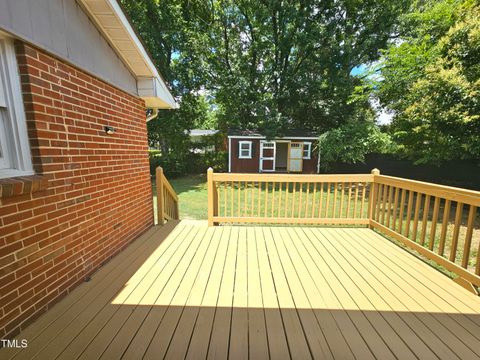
228, 129, 319, 173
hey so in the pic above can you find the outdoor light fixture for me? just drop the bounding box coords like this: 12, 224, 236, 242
104, 126, 116, 135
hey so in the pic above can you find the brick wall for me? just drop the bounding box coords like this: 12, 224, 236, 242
0, 42, 154, 338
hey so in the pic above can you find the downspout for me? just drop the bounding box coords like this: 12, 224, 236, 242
146, 108, 159, 122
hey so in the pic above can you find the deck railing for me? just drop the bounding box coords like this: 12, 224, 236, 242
370, 173, 480, 292
207, 168, 374, 226
207, 167, 480, 292
156, 167, 179, 225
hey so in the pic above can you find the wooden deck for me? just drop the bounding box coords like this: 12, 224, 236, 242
3, 220, 480, 360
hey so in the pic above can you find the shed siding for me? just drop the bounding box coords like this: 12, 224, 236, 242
0, 42, 152, 338
229, 138, 318, 174
230, 138, 260, 173
0, 0, 137, 94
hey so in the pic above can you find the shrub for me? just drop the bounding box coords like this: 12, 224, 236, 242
149, 150, 228, 178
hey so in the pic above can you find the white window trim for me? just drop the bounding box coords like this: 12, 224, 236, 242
238, 141, 253, 159
303, 142, 312, 160
0, 36, 34, 179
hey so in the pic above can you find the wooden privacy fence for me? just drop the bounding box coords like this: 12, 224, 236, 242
156, 167, 179, 225
207, 167, 480, 292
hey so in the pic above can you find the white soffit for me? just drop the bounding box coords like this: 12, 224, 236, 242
80, 0, 177, 109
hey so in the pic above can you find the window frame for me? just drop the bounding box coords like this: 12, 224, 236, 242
0, 35, 33, 179
302, 141, 312, 159
238, 140, 253, 159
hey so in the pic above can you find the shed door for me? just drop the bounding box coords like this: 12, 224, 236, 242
260, 141, 275, 172
288, 142, 304, 172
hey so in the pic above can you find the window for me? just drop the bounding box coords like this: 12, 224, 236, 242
238, 141, 252, 159
303, 142, 312, 159
0, 37, 33, 178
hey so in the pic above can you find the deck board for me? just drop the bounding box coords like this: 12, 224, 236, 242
3, 221, 480, 360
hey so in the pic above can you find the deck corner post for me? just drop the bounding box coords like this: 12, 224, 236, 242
368, 168, 380, 227
156, 166, 165, 225
207, 167, 215, 226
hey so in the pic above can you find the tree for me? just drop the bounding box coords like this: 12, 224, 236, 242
377, 0, 480, 164
120, 0, 214, 159
197, 0, 410, 135
122, 0, 409, 135
319, 121, 394, 166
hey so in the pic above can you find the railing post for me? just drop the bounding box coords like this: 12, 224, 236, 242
207, 167, 214, 226
156, 166, 165, 225
368, 168, 380, 227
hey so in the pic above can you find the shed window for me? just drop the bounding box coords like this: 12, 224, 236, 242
238, 141, 252, 159
303, 142, 312, 159
0, 37, 33, 179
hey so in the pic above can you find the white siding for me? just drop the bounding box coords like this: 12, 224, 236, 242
0, 0, 137, 94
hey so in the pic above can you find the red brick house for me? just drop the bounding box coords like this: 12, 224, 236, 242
0, 0, 176, 338
228, 129, 319, 173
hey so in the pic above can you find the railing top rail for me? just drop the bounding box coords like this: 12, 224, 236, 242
375, 174, 480, 207
161, 173, 179, 201
212, 172, 374, 183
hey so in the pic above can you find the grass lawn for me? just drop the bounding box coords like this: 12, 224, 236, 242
153, 174, 208, 221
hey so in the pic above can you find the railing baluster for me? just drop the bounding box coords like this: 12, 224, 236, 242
311, 182, 317, 218
361, 183, 367, 218
250, 182, 254, 217
339, 183, 344, 218
462, 205, 477, 268
271, 182, 276, 218
305, 182, 310, 217
332, 182, 338, 218
292, 182, 297, 218
386, 186, 394, 228
428, 197, 440, 250
257, 181, 261, 217
243, 181, 247, 216
284, 182, 289, 218
231, 181, 234, 217
264, 181, 268, 218
398, 188, 406, 233
404, 190, 414, 237
381, 185, 388, 224
476, 241, 480, 275
325, 182, 331, 218
392, 187, 400, 229
277, 182, 282, 218
412, 193, 422, 241
419, 195, 431, 245
297, 182, 303, 217
353, 183, 359, 219
223, 182, 227, 217
318, 182, 324, 218
237, 181, 241, 217
450, 202, 463, 262
438, 199, 451, 256
347, 182, 352, 218
375, 184, 383, 221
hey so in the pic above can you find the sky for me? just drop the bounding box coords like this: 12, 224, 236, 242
350, 64, 393, 125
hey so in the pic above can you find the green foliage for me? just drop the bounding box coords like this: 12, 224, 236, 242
120, 0, 216, 162
200, 0, 410, 134
377, 0, 480, 164
122, 0, 410, 141
320, 121, 394, 165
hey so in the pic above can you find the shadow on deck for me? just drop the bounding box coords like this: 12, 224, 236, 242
2, 220, 480, 360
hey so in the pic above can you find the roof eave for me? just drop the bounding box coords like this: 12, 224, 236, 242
79, 0, 177, 110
